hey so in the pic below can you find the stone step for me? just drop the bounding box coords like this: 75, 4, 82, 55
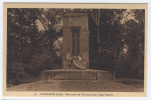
41, 69, 111, 81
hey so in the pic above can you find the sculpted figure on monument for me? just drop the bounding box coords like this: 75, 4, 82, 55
66, 49, 87, 70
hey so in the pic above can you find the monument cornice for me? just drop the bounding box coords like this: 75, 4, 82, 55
64, 13, 88, 17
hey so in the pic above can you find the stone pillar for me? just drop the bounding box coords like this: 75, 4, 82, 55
62, 13, 89, 69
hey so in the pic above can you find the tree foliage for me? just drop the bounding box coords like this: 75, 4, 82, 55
89, 9, 145, 79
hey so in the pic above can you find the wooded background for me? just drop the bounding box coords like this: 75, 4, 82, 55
7, 9, 145, 85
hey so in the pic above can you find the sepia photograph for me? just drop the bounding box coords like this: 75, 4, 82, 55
3, 3, 147, 97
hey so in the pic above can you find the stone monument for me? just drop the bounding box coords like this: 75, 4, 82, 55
41, 13, 110, 81
62, 13, 89, 70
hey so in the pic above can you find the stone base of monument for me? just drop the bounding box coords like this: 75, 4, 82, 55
41, 69, 111, 81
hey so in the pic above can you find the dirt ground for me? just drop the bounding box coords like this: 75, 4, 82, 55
7, 79, 144, 92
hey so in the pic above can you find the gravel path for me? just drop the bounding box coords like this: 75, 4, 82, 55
7, 80, 143, 92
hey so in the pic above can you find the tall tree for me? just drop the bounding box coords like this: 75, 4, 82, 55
7, 8, 42, 63
91, 9, 101, 52
38, 9, 64, 54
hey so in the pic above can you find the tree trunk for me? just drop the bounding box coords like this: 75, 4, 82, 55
97, 26, 101, 52
113, 71, 116, 81
112, 33, 119, 80
91, 10, 101, 53
50, 31, 54, 55
114, 43, 118, 57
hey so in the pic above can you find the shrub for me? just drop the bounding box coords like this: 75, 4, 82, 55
7, 62, 27, 85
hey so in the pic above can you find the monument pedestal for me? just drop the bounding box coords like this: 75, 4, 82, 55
41, 69, 111, 81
